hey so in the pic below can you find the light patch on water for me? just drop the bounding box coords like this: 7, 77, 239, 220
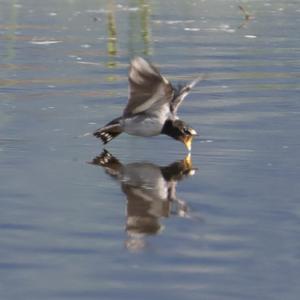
116, 5, 139, 12
200, 139, 213, 143
97, 37, 117, 41
184, 27, 200, 32
77, 132, 92, 138
86, 9, 108, 14
80, 44, 91, 49
166, 20, 184, 25
245, 35, 257, 39
154, 19, 195, 25
207, 24, 235, 33
30, 40, 62, 45
127, 7, 140, 12
76, 61, 102, 66
68, 55, 82, 61
41, 106, 56, 111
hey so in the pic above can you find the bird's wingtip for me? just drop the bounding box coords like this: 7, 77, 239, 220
188, 74, 207, 89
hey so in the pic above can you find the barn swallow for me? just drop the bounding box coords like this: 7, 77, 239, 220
94, 57, 201, 151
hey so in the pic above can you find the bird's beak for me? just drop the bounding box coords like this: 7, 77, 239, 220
182, 129, 197, 152
183, 135, 193, 152
188, 128, 198, 136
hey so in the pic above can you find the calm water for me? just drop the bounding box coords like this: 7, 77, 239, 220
1, 0, 300, 299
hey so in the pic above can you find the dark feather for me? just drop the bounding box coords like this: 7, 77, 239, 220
93, 117, 122, 144
171, 75, 205, 114
123, 57, 173, 117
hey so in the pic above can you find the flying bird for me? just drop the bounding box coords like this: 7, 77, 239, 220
94, 57, 201, 151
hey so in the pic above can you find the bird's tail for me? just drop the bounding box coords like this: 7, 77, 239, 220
93, 117, 122, 144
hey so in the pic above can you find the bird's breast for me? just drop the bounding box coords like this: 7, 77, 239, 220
122, 115, 164, 136
122, 104, 172, 137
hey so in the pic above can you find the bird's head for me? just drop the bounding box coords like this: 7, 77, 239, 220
161, 119, 197, 151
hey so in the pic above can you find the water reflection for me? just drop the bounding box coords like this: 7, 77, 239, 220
106, 0, 117, 67
104, 0, 152, 69
90, 150, 197, 251
3, 2, 19, 63
128, 0, 151, 56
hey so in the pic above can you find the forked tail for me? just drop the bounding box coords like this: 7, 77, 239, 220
93, 117, 122, 144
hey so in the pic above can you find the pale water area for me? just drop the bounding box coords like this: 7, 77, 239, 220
0, 0, 300, 299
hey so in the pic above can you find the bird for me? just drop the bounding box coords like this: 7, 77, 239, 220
238, 5, 253, 21
94, 56, 202, 151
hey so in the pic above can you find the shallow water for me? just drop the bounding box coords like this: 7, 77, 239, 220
1, 0, 300, 299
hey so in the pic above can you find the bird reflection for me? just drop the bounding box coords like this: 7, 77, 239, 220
90, 150, 197, 251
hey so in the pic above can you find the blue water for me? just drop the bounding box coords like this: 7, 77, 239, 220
0, 0, 300, 299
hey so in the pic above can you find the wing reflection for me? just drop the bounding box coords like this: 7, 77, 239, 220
90, 150, 197, 251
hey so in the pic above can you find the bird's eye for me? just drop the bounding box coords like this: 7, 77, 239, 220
183, 127, 191, 134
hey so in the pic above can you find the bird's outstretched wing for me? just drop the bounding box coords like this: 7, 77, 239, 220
171, 75, 205, 114
123, 57, 174, 117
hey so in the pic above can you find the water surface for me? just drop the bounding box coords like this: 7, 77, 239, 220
1, 0, 300, 299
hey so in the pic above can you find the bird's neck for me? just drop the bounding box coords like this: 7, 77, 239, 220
161, 119, 180, 140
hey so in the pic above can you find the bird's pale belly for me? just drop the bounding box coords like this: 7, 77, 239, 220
122, 116, 164, 137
